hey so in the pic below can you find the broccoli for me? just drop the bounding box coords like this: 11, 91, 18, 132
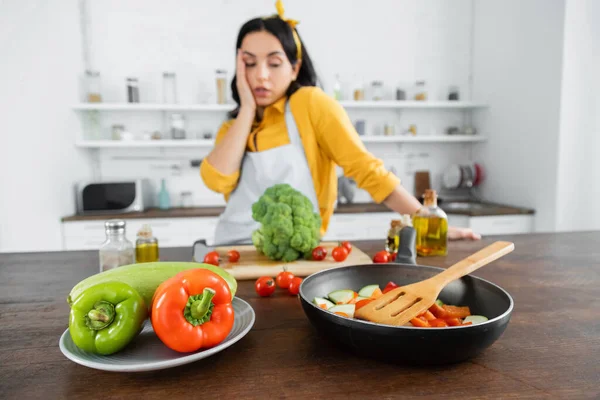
251, 183, 322, 262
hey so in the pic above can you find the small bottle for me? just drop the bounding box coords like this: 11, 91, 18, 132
158, 179, 171, 210
412, 190, 448, 256
385, 215, 413, 255
98, 220, 135, 272
136, 224, 160, 263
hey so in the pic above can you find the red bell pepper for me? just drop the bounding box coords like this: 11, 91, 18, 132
151, 269, 234, 353
382, 281, 399, 294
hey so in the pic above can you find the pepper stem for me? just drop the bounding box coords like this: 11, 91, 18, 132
184, 288, 216, 326
85, 301, 116, 330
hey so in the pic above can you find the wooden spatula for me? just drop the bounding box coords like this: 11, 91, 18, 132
354, 241, 514, 326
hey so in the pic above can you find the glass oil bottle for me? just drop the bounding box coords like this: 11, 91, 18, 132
412, 189, 448, 256
135, 224, 160, 263
385, 215, 413, 256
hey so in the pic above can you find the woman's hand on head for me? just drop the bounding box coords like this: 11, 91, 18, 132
237, 50, 256, 112
448, 226, 482, 241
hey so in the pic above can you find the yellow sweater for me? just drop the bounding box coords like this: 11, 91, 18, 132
200, 86, 400, 233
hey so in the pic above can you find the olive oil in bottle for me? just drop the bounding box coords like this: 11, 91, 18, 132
385, 215, 412, 255
412, 189, 448, 256
135, 224, 160, 263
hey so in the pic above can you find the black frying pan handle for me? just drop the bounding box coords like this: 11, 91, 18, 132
393, 226, 417, 265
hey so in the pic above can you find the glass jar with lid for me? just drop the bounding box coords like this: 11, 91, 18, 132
135, 224, 159, 263
414, 80, 428, 101
85, 70, 102, 103
170, 113, 186, 139
371, 81, 384, 101
215, 69, 227, 104
162, 72, 178, 103
98, 220, 135, 273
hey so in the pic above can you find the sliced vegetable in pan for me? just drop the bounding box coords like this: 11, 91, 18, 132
314, 283, 488, 327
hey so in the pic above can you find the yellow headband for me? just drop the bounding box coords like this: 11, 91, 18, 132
267, 0, 302, 61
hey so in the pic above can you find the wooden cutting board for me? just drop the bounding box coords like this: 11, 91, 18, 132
213, 242, 373, 280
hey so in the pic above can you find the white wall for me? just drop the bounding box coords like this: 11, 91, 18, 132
80, 0, 478, 207
555, 0, 600, 232
0, 0, 93, 252
472, 0, 566, 233
0, 0, 484, 252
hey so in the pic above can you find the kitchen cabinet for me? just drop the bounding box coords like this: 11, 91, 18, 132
447, 214, 534, 235
323, 212, 396, 242
62, 210, 533, 251
62, 217, 218, 251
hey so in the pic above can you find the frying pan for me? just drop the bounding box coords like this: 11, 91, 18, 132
299, 262, 513, 365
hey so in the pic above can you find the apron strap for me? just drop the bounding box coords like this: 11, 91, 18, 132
284, 101, 303, 148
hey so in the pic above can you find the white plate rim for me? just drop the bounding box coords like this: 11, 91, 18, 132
59, 296, 255, 372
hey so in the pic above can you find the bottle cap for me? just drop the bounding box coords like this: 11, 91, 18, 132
137, 224, 153, 238
105, 219, 126, 232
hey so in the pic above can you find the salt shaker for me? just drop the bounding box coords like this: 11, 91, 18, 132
98, 220, 135, 272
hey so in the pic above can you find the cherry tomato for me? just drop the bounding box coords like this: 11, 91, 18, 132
373, 250, 390, 264
383, 281, 399, 294
341, 241, 352, 254
203, 251, 220, 266
390, 252, 397, 262
332, 246, 349, 262
255, 276, 276, 297
227, 250, 240, 262
311, 246, 327, 261
288, 277, 303, 295
276, 271, 295, 289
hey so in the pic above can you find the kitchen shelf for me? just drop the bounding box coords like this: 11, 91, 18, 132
72, 103, 233, 111
339, 101, 487, 109
75, 136, 486, 148
361, 135, 486, 143
72, 101, 487, 112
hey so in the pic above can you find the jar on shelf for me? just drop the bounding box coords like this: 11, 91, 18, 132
111, 124, 125, 140
85, 70, 102, 103
170, 113, 186, 139
448, 85, 460, 101
180, 191, 193, 208
163, 72, 178, 104
371, 81, 384, 101
414, 80, 428, 101
215, 69, 227, 104
352, 76, 365, 101
127, 77, 140, 103
99, 220, 135, 273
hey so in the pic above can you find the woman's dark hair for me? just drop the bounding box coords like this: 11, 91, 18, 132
228, 17, 318, 118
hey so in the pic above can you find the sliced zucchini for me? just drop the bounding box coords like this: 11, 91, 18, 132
329, 304, 356, 318
313, 297, 335, 310
463, 315, 488, 325
327, 289, 356, 305
358, 284, 380, 298
435, 299, 444, 307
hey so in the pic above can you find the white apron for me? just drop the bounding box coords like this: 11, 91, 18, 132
212, 102, 319, 245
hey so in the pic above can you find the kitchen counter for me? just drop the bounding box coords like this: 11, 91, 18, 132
1, 232, 598, 399
61, 201, 534, 222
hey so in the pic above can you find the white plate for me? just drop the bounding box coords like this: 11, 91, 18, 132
59, 297, 255, 372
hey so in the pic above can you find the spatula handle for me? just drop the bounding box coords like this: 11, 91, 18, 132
431, 241, 514, 288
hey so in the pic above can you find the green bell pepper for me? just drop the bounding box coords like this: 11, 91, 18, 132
68, 281, 148, 355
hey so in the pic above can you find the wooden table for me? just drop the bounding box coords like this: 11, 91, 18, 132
1, 233, 599, 399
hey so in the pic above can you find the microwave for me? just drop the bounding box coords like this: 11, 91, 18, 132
75, 179, 154, 214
